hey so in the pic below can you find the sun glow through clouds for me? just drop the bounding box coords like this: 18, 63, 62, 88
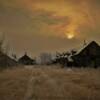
66, 33, 75, 39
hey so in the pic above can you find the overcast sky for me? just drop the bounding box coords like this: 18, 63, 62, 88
0, 0, 100, 57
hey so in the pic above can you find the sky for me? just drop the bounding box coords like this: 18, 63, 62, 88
0, 0, 100, 57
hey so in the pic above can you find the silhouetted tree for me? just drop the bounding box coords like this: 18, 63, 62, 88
54, 52, 68, 67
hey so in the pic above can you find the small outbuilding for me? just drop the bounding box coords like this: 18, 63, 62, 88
0, 51, 18, 68
18, 53, 36, 65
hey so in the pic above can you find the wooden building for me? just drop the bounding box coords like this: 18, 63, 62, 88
72, 41, 100, 68
0, 51, 17, 68
18, 53, 36, 65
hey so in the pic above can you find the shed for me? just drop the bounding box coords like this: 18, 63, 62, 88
18, 53, 35, 65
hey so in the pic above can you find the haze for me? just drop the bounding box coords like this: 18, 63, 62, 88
0, 0, 100, 56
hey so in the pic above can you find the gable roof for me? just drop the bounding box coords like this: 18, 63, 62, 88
19, 54, 34, 62
75, 41, 100, 56
18, 53, 34, 62
18, 53, 36, 65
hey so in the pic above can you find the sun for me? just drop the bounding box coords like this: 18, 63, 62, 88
66, 33, 75, 39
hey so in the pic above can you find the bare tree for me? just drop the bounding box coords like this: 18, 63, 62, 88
12, 53, 17, 61
40, 53, 52, 65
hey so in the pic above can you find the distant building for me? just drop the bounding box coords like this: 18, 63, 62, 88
72, 41, 100, 68
18, 53, 36, 65
0, 51, 17, 68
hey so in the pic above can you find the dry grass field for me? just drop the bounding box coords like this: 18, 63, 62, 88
0, 65, 100, 100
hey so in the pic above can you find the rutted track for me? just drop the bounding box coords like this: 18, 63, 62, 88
24, 66, 66, 100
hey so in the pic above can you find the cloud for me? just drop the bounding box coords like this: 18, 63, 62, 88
0, 0, 100, 55
0, 0, 100, 37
